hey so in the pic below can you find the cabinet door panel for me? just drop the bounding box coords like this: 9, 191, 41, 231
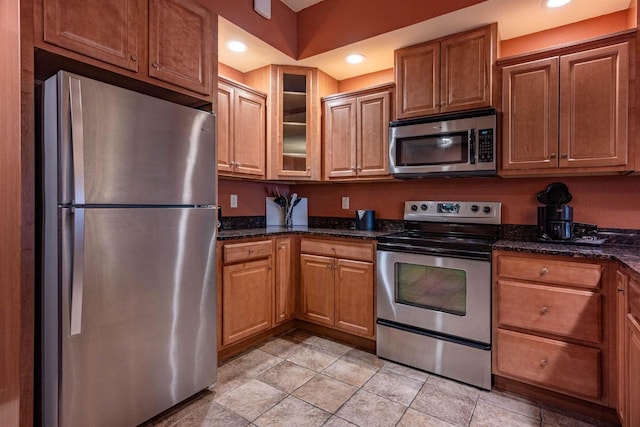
358, 92, 390, 177
148, 0, 213, 95
324, 98, 357, 179
222, 259, 273, 346
502, 58, 559, 170
43, 0, 141, 71
217, 82, 234, 174
560, 43, 628, 168
496, 329, 601, 400
300, 254, 335, 326
441, 26, 493, 113
395, 41, 440, 119
616, 271, 628, 425
234, 88, 266, 177
628, 315, 640, 426
335, 259, 374, 337
497, 280, 601, 343
274, 238, 295, 325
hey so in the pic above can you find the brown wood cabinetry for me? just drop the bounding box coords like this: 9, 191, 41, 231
217, 77, 266, 178
493, 251, 615, 406
245, 65, 338, 181
322, 84, 393, 180
394, 24, 496, 119
300, 238, 375, 337
148, 0, 213, 95
274, 237, 295, 325
219, 240, 274, 347
501, 35, 632, 176
36, 0, 215, 101
617, 270, 640, 427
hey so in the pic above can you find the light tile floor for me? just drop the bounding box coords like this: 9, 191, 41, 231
146, 329, 613, 427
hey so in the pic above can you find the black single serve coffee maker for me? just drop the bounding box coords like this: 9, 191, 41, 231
536, 183, 574, 240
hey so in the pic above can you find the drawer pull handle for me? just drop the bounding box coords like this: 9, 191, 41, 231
540, 306, 549, 315
540, 267, 549, 276
617, 287, 624, 293
248, 249, 254, 255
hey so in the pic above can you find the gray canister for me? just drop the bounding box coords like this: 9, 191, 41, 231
355, 210, 375, 231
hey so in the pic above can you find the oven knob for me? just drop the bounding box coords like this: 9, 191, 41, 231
411, 204, 418, 211
483, 206, 491, 214
420, 204, 428, 211
471, 205, 479, 212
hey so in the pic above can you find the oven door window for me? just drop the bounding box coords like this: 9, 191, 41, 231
395, 131, 469, 166
395, 262, 466, 316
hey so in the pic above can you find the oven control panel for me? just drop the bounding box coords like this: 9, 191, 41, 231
404, 201, 502, 224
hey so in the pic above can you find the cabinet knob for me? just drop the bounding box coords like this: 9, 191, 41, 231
617, 287, 625, 293
549, 153, 557, 159
356, 166, 362, 171
152, 62, 159, 69
561, 153, 568, 159
540, 267, 549, 276
540, 359, 548, 367
351, 167, 356, 172
540, 306, 549, 315
130, 54, 137, 61
248, 248, 253, 255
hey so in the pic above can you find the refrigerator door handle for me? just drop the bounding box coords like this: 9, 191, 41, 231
70, 207, 85, 335
69, 76, 86, 205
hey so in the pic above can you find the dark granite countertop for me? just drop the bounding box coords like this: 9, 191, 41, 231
494, 239, 640, 277
217, 224, 640, 277
217, 226, 386, 241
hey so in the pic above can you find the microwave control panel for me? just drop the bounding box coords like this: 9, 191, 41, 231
478, 129, 494, 163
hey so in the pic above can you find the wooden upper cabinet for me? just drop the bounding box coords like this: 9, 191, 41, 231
559, 43, 629, 169
441, 25, 494, 113
395, 24, 496, 119
502, 58, 559, 170
324, 97, 357, 179
395, 41, 440, 118
500, 35, 632, 176
42, 0, 142, 71
148, 0, 213, 95
323, 84, 393, 180
217, 77, 266, 178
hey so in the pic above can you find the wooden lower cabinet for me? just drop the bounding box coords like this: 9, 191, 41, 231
628, 315, 640, 427
618, 272, 640, 427
219, 239, 274, 347
334, 259, 374, 336
274, 237, 295, 325
300, 238, 375, 338
300, 254, 335, 326
493, 251, 614, 407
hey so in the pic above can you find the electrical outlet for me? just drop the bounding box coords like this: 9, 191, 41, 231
341, 197, 349, 209
230, 194, 238, 208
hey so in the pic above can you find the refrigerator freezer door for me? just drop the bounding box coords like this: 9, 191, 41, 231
55, 71, 215, 206
57, 207, 217, 427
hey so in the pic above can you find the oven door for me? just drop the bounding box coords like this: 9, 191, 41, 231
377, 248, 491, 344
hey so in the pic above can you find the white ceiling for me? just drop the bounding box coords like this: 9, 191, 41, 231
220, 0, 632, 81
280, 0, 323, 12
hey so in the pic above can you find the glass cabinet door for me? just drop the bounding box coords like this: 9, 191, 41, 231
282, 73, 308, 172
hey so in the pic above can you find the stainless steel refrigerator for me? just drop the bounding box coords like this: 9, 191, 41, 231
40, 71, 217, 427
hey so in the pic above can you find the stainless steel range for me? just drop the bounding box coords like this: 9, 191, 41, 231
376, 200, 501, 390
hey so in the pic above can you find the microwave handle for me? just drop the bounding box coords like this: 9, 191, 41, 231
469, 129, 476, 165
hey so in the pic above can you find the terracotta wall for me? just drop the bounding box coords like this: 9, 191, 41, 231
219, 62, 245, 83
500, 10, 632, 57
220, 176, 640, 230
338, 69, 394, 93
296, 0, 486, 59
219, 179, 290, 217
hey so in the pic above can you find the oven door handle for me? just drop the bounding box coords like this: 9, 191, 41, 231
376, 242, 491, 261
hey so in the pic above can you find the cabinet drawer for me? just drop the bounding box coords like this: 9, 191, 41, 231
496, 329, 601, 400
301, 238, 374, 262
223, 240, 272, 264
497, 280, 601, 343
497, 256, 602, 289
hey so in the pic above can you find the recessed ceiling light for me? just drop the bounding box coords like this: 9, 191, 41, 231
346, 53, 365, 64
226, 40, 248, 53
544, 0, 571, 8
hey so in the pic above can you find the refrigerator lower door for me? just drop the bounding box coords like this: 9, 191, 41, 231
52, 207, 217, 427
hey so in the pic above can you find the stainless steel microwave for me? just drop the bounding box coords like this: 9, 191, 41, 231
389, 109, 497, 178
